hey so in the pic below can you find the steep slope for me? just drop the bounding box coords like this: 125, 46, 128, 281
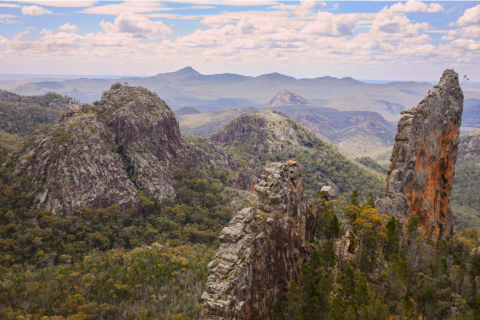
8, 83, 236, 215
376, 70, 463, 239
210, 111, 386, 199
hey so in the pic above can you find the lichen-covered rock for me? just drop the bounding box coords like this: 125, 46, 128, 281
376, 70, 463, 239
9, 84, 231, 214
200, 161, 316, 320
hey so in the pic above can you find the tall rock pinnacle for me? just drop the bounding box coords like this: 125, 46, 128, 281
376, 69, 463, 239
200, 161, 316, 319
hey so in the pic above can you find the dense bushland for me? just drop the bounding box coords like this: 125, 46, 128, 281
277, 192, 480, 320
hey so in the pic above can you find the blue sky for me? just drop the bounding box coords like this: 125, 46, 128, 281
0, 1, 480, 80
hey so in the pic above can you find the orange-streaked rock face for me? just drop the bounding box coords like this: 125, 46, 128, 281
376, 69, 463, 239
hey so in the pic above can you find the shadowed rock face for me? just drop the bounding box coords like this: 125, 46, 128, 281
200, 161, 316, 320
376, 70, 463, 239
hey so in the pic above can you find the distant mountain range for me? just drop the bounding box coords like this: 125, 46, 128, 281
178, 89, 397, 164
12, 66, 434, 121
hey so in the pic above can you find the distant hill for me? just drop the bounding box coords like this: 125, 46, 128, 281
174, 106, 201, 116
266, 89, 315, 107
155, 66, 201, 79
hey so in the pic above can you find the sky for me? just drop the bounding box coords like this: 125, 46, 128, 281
0, 0, 480, 81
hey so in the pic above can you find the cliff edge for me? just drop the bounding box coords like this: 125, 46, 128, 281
376, 69, 463, 238
200, 161, 316, 319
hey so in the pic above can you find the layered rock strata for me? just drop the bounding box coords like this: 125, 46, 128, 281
376, 70, 463, 238
200, 161, 316, 319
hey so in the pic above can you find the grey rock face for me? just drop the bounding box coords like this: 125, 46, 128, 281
10, 84, 231, 214
321, 185, 336, 198
200, 160, 316, 320
376, 70, 463, 239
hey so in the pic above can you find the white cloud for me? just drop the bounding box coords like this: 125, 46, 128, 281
100, 12, 171, 35
0, 14, 16, 19
201, 16, 232, 27
79, 1, 173, 15
13, 1, 96, 7
176, 28, 227, 47
301, 12, 368, 37
22, 5, 52, 15
171, 1, 278, 6
370, 13, 428, 37
261, 27, 306, 42
0, 3, 20, 7
59, 23, 78, 31
203, 47, 237, 56
403, 34, 432, 45
296, 1, 326, 17
189, 6, 215, 9
0, 19, 23, 24
227, 38, 261, 49
0, 35, 7, 45
145, 13, 200, 20
441, 26, 480, 40
443, 39, 480, 52
381, 1, 444, 14
457, 5, 480, 26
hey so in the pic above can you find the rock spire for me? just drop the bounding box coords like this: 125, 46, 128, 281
376, 69, 463, 239
200, 161, 316, 319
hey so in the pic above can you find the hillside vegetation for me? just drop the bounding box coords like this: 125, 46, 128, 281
210, 111, 386, 199
0, 90, 75, 138
0, 101, 62, 137
281, 195, 480, 319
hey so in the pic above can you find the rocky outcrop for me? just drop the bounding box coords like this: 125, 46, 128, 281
200, 161, 316, 319
210, 111, 317, 154
10, 84, 232, 215
376, 70, 463, 239
210, 114, 267, 145
266, 89, 314, 107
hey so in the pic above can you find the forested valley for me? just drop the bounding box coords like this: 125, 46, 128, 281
0, 81, 479, 320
